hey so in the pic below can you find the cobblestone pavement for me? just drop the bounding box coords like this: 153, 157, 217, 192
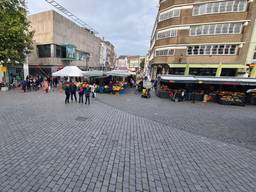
0, 90, 256, 192
97, 89, 256, 150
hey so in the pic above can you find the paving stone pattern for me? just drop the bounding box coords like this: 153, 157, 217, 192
97, 89, 256, 150
0, 91, 256, 192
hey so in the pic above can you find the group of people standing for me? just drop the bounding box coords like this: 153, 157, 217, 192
21, 75, 58, 93
64, 82, 96, 105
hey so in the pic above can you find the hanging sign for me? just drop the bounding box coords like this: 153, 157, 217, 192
0, 67, 7, 72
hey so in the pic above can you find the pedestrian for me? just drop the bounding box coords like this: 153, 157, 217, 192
53, 77, 58, 88
78, 86, 84, 103
26, 78, 31, 91
192, 90, 196, 104
91, 83, 96, 98
181, 89, 186, 101
65, 83, 71, 104
70, 82, 77, 102
43, 78, 49, 93
35, 78, 40, 91
84, 86, 91, 105
21, 80, 27, 92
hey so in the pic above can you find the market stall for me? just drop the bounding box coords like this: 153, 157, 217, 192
52, 66, 84, 77
159, 75, 256, 105
82, 70, 104, 78
103, 70, 133, 94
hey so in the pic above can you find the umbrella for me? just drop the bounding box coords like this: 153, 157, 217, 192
52, 66, 84, 77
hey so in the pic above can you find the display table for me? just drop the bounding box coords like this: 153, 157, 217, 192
1, 87, 8, 91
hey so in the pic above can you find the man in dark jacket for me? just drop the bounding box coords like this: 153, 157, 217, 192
65, 83, 71, 104
84, 86, 91, 105
70, 83, 77, 102
21, 80, 27, 93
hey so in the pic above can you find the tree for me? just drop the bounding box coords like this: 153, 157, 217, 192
0, 0, 33, 67
140, 58, 145, 69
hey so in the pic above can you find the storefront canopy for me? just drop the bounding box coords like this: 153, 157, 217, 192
82, 70, 104, 77
106, 70, 134, 77
52, 66, 84, 77
161, 75, 256, 86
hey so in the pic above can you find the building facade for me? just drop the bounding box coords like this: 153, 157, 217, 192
127, 56, 141, 72
149, 0, 256, 79
100, 41, 116, 70
28, 10, 102, 76
115, 56, 129, 70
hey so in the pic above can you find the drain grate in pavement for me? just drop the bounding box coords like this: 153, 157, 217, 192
75, 116, 89, 122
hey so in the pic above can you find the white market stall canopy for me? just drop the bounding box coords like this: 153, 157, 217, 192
247, 88, 256, 93
82, 70, 104, 77
106, 70, 134, 77
161, 75, 256, 86
52, 66, 84, 77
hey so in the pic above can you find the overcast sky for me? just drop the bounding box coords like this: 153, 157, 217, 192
27, 0, 158, 56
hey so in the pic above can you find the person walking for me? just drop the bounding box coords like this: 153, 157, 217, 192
21, 80, 27, 92
70, 83, 77, 102
64, 83, 71, 104
91, 83, 96, 98
84, 86, 91, 105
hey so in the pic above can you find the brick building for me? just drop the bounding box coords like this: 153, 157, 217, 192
149, 0, 256, 79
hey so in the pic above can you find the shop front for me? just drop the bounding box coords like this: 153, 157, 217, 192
167, 63, 247, 77
158, 75, 256, 106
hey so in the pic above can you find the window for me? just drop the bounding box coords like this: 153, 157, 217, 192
55, 45, 66, 58
222, 24, 228, 34
215, 24, 222, 34
157, 29, 177, 39
193, 46, 199, 55
193, 0, 247, 16
159, 9, 180, 21
230, 45, 237, 54
196, 26, 202, 35
155, 49, 175, 56
212, 45, 218, 54
218, 45, 225, 54
187, 44, 238, 55
205, 45, 211, 54
190, 23, 243, 36
37, 44, 51, 58
187, 46, 193, 55
234, 23, 242, 33
203, 25, 209, 35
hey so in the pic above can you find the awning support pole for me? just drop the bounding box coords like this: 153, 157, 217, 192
184, 64, 189, 76
250, 67, 256, 78
216, 64, 222, 77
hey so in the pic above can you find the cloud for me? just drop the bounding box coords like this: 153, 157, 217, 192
27, 0, 158, 56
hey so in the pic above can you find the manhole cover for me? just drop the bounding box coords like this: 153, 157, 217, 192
75, 117, 88, 122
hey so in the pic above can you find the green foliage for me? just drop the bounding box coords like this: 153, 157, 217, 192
0, 0, 34, 65
140, 58, 145, 69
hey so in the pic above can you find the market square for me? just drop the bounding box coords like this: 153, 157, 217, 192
1, 0, 256, 191
0, 90, 256, 192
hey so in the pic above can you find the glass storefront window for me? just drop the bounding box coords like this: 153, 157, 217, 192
37, 44, 51, 58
